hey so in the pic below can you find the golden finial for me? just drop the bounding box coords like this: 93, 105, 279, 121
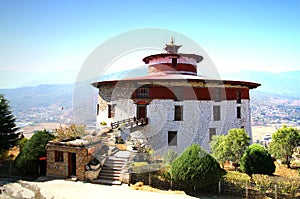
170, 37, 175, 45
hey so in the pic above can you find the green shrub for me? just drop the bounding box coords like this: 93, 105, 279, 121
15, 130, 55, 174
171, 144, 226, 189
240, 144, 275, 176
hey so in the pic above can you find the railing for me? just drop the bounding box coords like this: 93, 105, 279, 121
111, 117, 148, 129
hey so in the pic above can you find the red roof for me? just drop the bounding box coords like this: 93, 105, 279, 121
92, 73, 260, 89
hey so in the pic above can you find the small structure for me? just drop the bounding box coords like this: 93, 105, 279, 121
46, 138, 104, 181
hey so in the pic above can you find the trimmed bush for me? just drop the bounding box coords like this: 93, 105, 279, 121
171, 144, 226, 189
15, 130, 55, 174
240, 144, 275, 176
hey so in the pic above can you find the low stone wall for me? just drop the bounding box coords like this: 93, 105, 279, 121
85, 165, 101, 181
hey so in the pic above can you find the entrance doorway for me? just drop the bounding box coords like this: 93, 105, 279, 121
68, 153, 76, 176
137, 105, 147, 120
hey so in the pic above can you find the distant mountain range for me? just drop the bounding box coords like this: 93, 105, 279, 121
221, 70, 300, 99
0, 70, 299, 124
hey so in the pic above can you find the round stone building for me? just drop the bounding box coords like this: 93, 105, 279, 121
92, 40, 260, 153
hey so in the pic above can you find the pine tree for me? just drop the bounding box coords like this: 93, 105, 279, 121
0, 94, 20, 156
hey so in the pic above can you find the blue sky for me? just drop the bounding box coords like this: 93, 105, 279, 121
0, 0, 300, 88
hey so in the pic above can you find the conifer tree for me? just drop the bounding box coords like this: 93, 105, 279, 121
0, 94, 20, 156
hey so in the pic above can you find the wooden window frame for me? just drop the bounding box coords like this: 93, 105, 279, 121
55, 151, 64, 162
237, 106, 241, 119
108, 104, 115, 118
213, 106, 221, 121
137, 87, 149, 98
174, 105, 183, 121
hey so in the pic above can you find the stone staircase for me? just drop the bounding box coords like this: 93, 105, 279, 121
93, 151, 131, 185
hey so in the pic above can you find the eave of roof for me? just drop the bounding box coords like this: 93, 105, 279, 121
91, 73, 261, 89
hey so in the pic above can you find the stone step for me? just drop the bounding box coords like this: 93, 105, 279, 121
100, 167, 122, 172
105, 160, 126, 164
102, 167, 123, 172
103, 165, 124, 169
106, 157, 127, 161
92, 179, 122, 185
99, 172, 121, 177
99, 175, 120, 180
100, 169, 121, 175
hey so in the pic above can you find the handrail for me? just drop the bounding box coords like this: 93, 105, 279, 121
111, 117, 148, 129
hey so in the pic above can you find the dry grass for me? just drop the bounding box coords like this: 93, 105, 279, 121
274, 162, 299, 178
129, 182, 185, 195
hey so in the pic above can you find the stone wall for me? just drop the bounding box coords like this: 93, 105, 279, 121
96, 83, 253, 154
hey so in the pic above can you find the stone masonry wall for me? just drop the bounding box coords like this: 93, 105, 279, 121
96, 83, 253, 154
46, 143, 88, 181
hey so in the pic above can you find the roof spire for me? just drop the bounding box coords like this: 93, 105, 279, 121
164, 37, 182, 54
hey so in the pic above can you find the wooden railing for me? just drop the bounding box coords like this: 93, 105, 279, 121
111, 117, 148, 129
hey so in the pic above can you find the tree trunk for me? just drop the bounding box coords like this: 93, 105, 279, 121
286, 155, 291, 168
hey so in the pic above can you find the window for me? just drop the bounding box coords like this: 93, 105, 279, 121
172, 58, 177, 67
237, 90, 241, 104
168, 131, 177, 146
96, 104, 99, 115
209, 128, 216, 142
174, 105, 183, 121
55, 151, 64, 162
214, 88, 221, 102
237, 106, 241, 119
108, 104, 115, 118
213, 106, 221, 121
173, 87, 183, 101
137, 87, 149, 98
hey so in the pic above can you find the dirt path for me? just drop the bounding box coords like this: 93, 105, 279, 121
1, 179, 196, 199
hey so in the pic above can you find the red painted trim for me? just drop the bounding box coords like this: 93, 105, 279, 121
148, 63, 197, 74
131, 86, 250, 100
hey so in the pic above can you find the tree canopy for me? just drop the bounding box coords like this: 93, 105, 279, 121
210, 128, 251, 168
15, 130, 55, 174
269, 126, 300, 168
240, 144, 275, 176
0, 94, 20, 156
171, 144, 225, 189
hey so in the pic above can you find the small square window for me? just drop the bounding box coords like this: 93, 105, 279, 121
174, 105, 183, 121
213, 106, 221, 121
55, 151, 64, 162
168, 131, 177, 146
